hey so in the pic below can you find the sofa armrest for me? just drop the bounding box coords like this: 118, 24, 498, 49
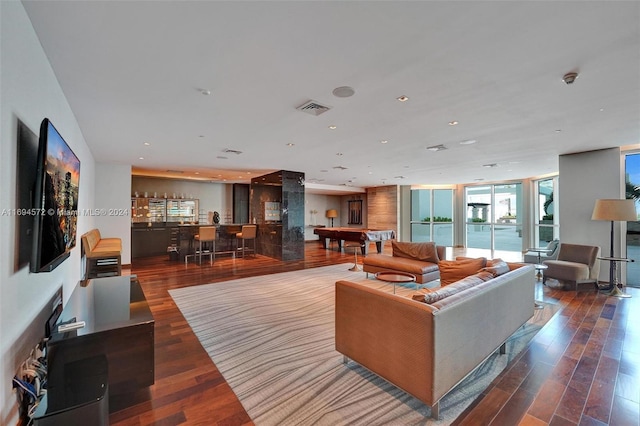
335, 280, 438, 405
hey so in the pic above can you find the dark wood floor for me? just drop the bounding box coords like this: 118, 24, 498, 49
110, 242, 640, 426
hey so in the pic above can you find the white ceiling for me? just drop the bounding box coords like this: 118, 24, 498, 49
23, 1, 640, 191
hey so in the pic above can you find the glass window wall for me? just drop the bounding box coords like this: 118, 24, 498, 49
465, 183, 522, 252
625, 153, 640, 286
533, 178, 558, 247
410, 189, 454, 246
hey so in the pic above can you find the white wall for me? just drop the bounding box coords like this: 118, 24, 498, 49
95, 163, 132, 264
0, 2, 96, 423
559, 148, 623, 283
304, 193, 342, 239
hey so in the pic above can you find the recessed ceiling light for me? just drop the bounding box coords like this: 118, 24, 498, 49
143, 142, 150, 146
336, 152, 343, 156
396, 96, 409, 102
287, 143, 295, 146
460, 139, 476, 145
426, 144, 447, 151
380, 140, 388, 144
555, 129, 562, 133
332, 86, 355, 98
368, 171, 373, 174
599, 108, 605, 112
246, 171, 251, 174
194, 172, 200, 175
328, 125, 337, 130
138, 157, 144, 160
448, 121, 459, 126
201, 89, 211, 95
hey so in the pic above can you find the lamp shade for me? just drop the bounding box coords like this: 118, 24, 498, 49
591, 199, 637, 221
325, 209, 338, 218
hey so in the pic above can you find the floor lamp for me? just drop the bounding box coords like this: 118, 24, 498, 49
326, 209, 338, 227
591, 198, 637, 298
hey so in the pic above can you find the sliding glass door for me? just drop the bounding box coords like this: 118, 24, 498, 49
465, 183, 523, 252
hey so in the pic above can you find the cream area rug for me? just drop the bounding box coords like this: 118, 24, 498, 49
169, 264, 549, 426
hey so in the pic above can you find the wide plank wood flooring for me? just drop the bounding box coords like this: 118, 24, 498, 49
111, 242, 640, 425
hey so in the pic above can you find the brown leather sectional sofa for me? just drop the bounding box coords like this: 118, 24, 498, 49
335, 263, 535, 419
363, 245, 446, 283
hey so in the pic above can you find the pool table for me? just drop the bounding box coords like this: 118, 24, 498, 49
313, 227, 395, 254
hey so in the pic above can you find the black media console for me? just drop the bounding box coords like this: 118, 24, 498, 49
33, 275, 154, 425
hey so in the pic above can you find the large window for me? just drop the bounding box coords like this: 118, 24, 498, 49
625, 153, 640, 287
410, 189, 454, 246
465, 183, 522, 251
533, 178, 558, 247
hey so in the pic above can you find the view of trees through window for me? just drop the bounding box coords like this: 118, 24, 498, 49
626, 153, 640, 287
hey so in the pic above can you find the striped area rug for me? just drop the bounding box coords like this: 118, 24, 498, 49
169, 264, 545, 425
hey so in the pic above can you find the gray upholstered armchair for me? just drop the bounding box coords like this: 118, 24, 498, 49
542, 243, 600, 290
523, 239, 560, 264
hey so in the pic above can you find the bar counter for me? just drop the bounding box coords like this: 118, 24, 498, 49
131, 223, 251, 259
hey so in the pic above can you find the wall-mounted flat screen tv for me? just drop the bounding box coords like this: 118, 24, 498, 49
30, 118, 80, 273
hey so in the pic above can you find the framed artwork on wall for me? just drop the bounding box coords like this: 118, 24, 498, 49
348, 200, 362, 225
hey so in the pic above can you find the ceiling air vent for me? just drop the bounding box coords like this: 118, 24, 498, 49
223, 149, 243, 155
333, 165, 348, 170
297, 100, 332, 116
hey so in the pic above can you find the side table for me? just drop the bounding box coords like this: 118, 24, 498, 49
597, 256, 634, 298
527, 247, 551, 281
374, 271, 417, 294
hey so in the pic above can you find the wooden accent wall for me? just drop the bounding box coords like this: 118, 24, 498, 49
366, 185, 398, 234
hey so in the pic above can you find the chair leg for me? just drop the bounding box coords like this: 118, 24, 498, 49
211, 240, 215, 265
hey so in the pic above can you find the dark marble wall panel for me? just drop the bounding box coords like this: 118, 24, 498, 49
250, 170, 305, 261
281, 171, 305, 261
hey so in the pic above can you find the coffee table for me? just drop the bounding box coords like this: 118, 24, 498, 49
374, 271, 417, 294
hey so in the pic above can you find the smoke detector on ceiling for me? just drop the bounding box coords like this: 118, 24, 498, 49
296, 100, 332, 116
563, 72, 579, 85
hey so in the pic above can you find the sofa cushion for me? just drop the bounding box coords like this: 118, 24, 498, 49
414, 274, 485, 304
392, 241, 440, 263
472, 271, 495, 281
481, 258, 510, 277
438, 257, 487, 286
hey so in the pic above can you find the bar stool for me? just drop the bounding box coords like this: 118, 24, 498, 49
236, 225, 257, 258
344, 242, 361, 272
186, 226, 216, 265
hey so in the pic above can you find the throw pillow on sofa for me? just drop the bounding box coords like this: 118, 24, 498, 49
438, 257, 487, 286
392, 241, 440, 263
481, 258, 510, 277
414, 274, 485, 304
